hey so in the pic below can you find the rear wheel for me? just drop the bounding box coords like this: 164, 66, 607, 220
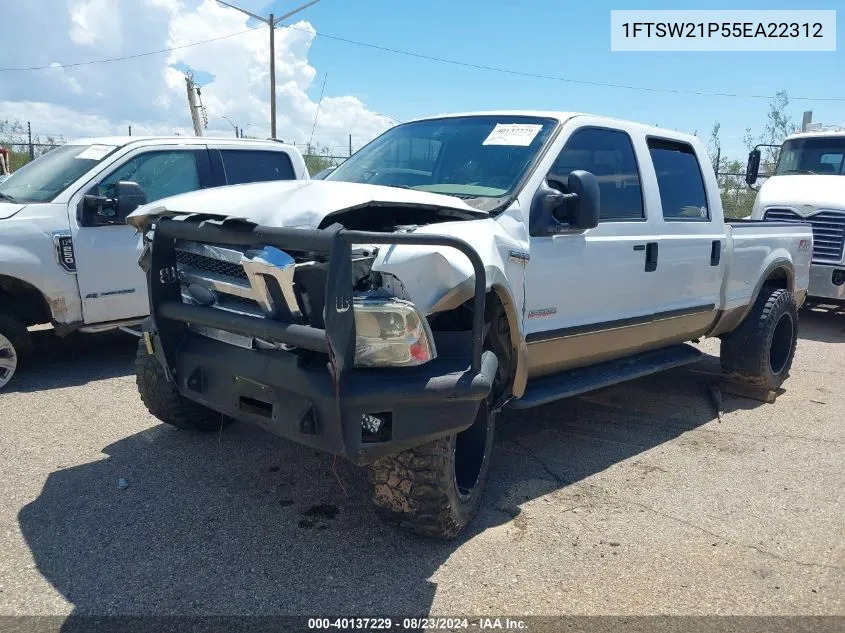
720, 286, 798, 390
0, 310, 33, 390
135, 339, 228, 431
366, 397, 496, 539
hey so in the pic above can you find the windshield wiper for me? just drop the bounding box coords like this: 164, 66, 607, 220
0, 192, 17, 203
781, 169, 817, 175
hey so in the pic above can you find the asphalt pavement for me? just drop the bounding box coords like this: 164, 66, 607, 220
0, 308, 842, 617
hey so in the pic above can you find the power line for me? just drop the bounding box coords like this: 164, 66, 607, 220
0, 26, 263, 72
277, 23, 844, 102
3, 17, 844, 103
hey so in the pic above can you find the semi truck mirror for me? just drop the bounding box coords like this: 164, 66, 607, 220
746, 149, 761, 187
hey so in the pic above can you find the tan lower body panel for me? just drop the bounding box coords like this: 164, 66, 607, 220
526, 310, 717, 378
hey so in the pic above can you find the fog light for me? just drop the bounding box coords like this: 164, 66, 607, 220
832, 270, 845, 286
361, 412, 392, 443
362, 413, 384, 435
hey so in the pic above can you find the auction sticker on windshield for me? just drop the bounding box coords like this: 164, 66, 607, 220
483, 123, 543, 146
75, 145, 117, 161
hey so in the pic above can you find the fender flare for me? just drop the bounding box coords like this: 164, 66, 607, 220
710, 258, 794, 337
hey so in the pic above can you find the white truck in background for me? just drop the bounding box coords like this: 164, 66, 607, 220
129, 111, 812, 538
0, 136, 307, 389
746, 129, 845, 302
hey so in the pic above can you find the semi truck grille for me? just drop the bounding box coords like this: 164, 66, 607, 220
763, 208, 845, 263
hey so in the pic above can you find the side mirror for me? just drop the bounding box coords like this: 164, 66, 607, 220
746, 149, 761, 187
78, 181, 147, 226
529, 169, 600, 237
564, 170, 600, 230
114, 181, 147, 218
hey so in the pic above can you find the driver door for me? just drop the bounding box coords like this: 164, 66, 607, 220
69, 146, 213, 324
523, 124, 660, 377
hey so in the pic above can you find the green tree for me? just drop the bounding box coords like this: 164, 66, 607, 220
0, 119, 65, 171
303, 142, 340, 176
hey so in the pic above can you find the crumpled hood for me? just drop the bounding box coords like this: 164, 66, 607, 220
0, 202, 27, 220
754, 175, 845, 216
126, 179, 480, 231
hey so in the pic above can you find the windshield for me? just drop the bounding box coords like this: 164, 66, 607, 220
775, 137, 845, 176
0, 143, 117, 203
326, 116, 557, 210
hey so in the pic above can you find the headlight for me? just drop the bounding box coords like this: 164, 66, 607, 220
353, 297, 436, 367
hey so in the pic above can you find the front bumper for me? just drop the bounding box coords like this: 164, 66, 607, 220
149, 329, 497, 463
808, 263, 845, 301
144, 216, 494, 463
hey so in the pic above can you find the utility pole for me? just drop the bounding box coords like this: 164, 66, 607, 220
802, 111, 813, 133
27, 121, 34, 160
216, 0, 320, 138
349, 134, 352, 157
185, 73, 205, 137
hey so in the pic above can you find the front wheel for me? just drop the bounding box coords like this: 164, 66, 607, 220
720, 286, 798, 391
0, 311, 33, 390
135, 339, 228, 431
366, 398, 496, 539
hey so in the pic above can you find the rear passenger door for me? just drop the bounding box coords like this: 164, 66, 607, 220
647, 138, 723, 335
214, 149, 297, 186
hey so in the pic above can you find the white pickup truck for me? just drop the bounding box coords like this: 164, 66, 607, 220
0, 136, 307, 388
128, 111, 812, 538
746, 130, 845, 301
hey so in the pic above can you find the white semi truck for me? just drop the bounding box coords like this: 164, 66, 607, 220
746, 129, 845, 302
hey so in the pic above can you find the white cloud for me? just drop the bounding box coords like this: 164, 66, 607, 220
68, 0, 121, 47
47, 63, 83, 95
0, 0, 393, 152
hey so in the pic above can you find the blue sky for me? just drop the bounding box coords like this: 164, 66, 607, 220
0, 0, 840, 159
276, 0, 843, 159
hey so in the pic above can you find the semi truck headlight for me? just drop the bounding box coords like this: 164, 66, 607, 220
353, 298, 436, 367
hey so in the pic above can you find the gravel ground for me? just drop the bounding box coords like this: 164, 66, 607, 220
0, 307, 842, 617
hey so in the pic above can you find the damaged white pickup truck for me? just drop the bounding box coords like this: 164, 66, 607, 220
128, 112, 812, 538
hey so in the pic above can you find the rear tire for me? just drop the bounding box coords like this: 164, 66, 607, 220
0, 310, 32, 390
720, 286, 798, 391
135, 339, 228, 431
366, 397, 496, 539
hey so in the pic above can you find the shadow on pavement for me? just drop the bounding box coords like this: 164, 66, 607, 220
797, 304, 845, 344
18, 352, 768, 617
7, 330, 137, 394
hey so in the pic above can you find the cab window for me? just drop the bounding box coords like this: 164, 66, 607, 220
219, 150, 295, 185
549, 128, 644, 221
98, 150, 202, 202
647, 139, 709, 220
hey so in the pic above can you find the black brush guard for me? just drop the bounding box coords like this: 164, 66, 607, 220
145, 217, 498, 463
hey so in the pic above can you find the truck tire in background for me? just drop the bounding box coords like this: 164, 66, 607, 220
0, 310, 33, 390
366, 396, 496, 539
720, 286, 798, 391
135, 339, 229, 431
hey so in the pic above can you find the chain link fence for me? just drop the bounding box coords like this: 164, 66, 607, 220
2, 124, 778, 220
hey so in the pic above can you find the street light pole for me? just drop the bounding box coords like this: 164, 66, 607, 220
269, 12, 276, 139
216, 0, 320, 139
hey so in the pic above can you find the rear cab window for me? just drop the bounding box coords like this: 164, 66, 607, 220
219, 149, 295, 185
548, 127, 644, 221
647, 138, 709, 221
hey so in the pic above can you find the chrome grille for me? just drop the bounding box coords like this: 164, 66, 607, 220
764, 208, 845, 263
174, 241, 261, 316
